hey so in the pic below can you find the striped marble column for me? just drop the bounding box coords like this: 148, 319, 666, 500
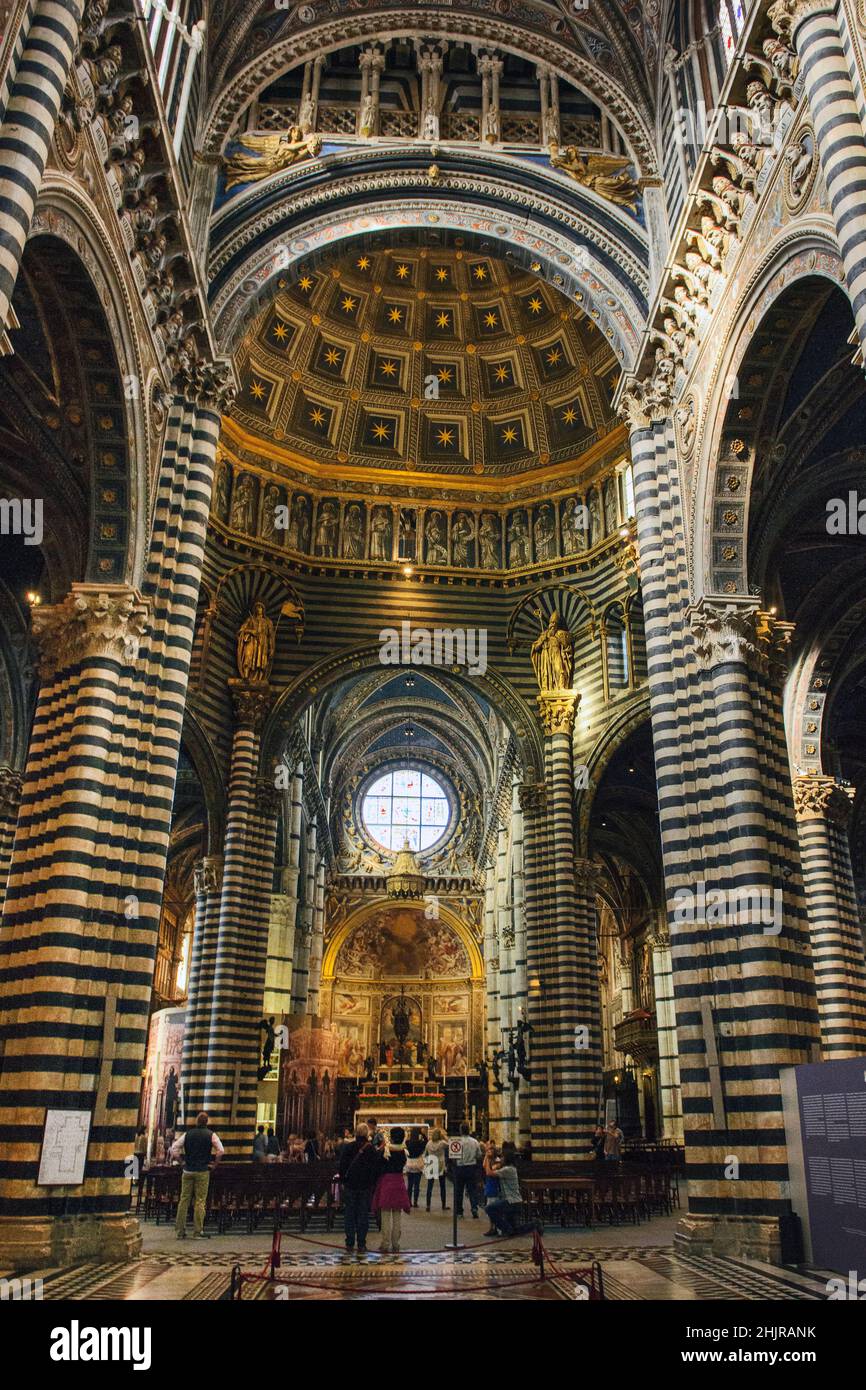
180, 854, 223, 1123
0, 765, 22, 911
202, 682, 280, 1156
650, 920, 684, 1143
0, 382, 227, 1269
290, 815, 316, 1015
306, 847, 326, 1016
623, 397, 820, 1260
0, 0, 84, 335
778, 0, 866, 355
794, 773, 866, 1054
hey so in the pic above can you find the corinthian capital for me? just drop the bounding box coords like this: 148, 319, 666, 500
768, 0, 833, 39
518, 781, 547, 817
537, 691, 580, 736
688, 595, 761, 669
0, 765, 22, 816
228, 677, 273, 731
33, 584, 150, 680
793, 774, 853, 826
194, 855, 223, 896
618, 379, 652, 433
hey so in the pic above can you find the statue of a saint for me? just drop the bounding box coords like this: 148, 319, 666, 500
236, 602, 276, 682
530, 610, 574, 692
224, 126, 323, 190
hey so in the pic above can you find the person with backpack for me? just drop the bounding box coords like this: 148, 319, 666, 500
337, 1123, 380, 1255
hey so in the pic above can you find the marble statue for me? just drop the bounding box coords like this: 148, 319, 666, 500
230, 473, 256, 533
534, 507, 555, 561
451, 512, 474, 567
342, 503, 364, 559
479, 513, 500, 568
508, 512, 529, 567
287, 494, 310, 552
369, 506, 392, 561
316, 503, 338, 557
261, 484, 281, 543
425, 512, 448, 565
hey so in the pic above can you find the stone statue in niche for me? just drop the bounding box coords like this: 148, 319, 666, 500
287, 494, 310, 552
315, 502, 338, 557
561, 496, 586, 553
399, 509, 417, 560
603, 477, 618, 534
425, 511, 448, 565
342, 503, 364, 559
260, 484, 281, 544
533, 505, 555, 561
298, 90, 316, 136
587, 488, 602, 546
230, 473, 256, 533
531, 610, 574, 692
508, 511, 529, 567
479, 512, 500, 568
482, 103, 499, 144
451, 512, 474, 567
236, 601, 276, 682
359, 93, 376, 138
369, 506, 392, 561
213, 462, 230, 521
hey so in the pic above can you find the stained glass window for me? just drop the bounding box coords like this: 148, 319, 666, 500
720, 1, 745, 66
362, 768, 451, 852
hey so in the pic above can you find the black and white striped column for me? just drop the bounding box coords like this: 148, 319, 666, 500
180, 854, 223, 1123
0, 766, 21, 911
794, 774, 866, 1055
782, 0, 866, 355
0, 0, 84, 335
202, 683, 280, 1156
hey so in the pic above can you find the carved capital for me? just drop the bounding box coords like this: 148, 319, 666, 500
228, 678, 273, 731
32, 584, 150, 680
518, 781, 547, 817
618, 379, 653, 433
256, 775, 283, 818
574, 856, 602, 891
194, 854, 223, 897
688, 596, 762, 669
0, 765, 22, 817
769, 0, 833, 39
793, 774, 853, 826
537, 690, 579, 736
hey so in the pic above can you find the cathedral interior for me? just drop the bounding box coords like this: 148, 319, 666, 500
0, 0, 865, 1315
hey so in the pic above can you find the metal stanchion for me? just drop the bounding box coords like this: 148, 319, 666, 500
444, 1151, 465, 1250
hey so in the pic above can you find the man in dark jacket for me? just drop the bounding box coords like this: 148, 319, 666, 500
338, 1123, 381, 1255
171, 1111, 224, 1239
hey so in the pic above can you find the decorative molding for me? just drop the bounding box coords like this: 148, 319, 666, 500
793, 774, 853, 826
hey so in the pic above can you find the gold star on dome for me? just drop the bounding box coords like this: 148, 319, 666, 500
436, 311, 451, 329
501, 425, 519, 445
494, 364, 510, 383
379, 359, 398, 377
562, 406, 578, 426
396, 263, 410, 279
371, 421, 391, 441
436, 366, 453, 385
341, 295, 357, 314
309, 406, 327, 428
546, 347, 562, 366
272, 322, 288, 341
484, 311, 499, 329
356, 256, 371, 271
324, 347, 342, 366
298, 275, 313, 292
436, 427, 455, 447
473, 265, 488, 281
388, 307, 403, 324
528, 296, 543, 314
435, 268, 449, 282
249, 379, 266, 400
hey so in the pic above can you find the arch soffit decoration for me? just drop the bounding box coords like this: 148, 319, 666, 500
785, 575, 866, 778
262, 641, 545, 783
689, 227, 846, 602
322, 897, 485, 981
578, 691, 652, 852
202, 14, 659, 176
209, 194, 647, 370
33, 177, 154, 589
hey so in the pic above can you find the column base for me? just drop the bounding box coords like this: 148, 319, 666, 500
0, 1213, 142, 1272
675, 1212, 788, 1265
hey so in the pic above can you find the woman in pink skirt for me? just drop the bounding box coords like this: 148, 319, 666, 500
372, 1126, 411, 1253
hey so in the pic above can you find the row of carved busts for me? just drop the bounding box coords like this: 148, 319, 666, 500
213, 462, 623, 568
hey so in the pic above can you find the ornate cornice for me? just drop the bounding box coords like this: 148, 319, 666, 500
228, 677, 273, 731
537, 690, 580, 737
32, 584, 150, 680
793, 774, 854, 826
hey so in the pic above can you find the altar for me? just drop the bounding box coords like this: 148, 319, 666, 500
354, 1065, 447, 1135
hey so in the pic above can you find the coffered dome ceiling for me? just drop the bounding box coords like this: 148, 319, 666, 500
232, 234, 621, 479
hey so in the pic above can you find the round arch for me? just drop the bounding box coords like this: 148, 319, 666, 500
322, 896, 485, 982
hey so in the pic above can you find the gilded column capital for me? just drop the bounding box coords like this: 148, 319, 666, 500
518, 781, 547, 817
793, 774, 854, 826
194, 855, 223, 896
32, 584, 150, 679
688, 595, 762, 670
537, 690, 580, 736
0, 765, 22, 816
228, 678, 273, 731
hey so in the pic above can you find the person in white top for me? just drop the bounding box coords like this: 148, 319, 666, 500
453, 1122, 482, 1218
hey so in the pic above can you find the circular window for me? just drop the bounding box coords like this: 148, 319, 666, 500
361, 766, 453, 853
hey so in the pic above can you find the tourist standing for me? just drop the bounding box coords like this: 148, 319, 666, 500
423, 1127, 449, 1211
266, 1126, 280, 1157
604, 1120, 624, 1161
405, 1127, 426, 1208
252, 1125, 268, 1162
338, 1123, 380, 1255
454, 1122, 482, 1218
171, 1112, 224, 1239
372, 1126, 411, 1253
